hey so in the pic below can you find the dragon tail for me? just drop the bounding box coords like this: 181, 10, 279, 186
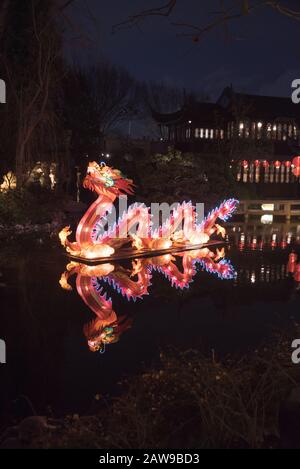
201, 198, 239, 234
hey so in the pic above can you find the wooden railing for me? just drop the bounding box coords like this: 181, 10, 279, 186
236, 200, 300, 220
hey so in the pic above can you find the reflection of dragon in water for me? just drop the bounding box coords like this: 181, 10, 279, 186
59, 162, 238, 260
59, 247, 235, 352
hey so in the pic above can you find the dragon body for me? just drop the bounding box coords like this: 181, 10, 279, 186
59, 162, 238, 260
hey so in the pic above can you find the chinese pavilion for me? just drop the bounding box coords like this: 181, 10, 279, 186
153, 86, 300, 194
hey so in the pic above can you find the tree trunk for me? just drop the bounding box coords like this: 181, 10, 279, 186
15, 132, 26, 186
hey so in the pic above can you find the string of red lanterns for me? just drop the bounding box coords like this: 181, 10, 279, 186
238, 158, 300, 177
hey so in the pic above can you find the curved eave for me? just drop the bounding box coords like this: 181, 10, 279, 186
151, 108, 185, 125
152, 105, 229, 126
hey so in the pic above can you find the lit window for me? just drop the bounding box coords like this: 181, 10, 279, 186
205, 129, 209, 139
210, 129, 214, 139
227, 123, 231, 138
257, 122, 262, 139
261, 214, 273, 224
231, 122, 234, 137
239, 122, 244, 138
244, 121, 250, 138
200, 128, 204, 138
283, 123, 287, 141
277, 124, 282, 140
236, 162, 241, 181
261, 203, 274, 211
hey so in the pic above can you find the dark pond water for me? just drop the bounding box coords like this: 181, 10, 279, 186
0, 222, 300, 427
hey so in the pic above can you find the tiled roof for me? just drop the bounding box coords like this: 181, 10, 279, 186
153, 87, 300, 124
218, 87, 300, 121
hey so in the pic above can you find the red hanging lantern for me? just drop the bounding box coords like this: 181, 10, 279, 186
254, 159, 260, 167
288, 252, 298, 273
242, 160, 248, 168
293, 166, 300, 177
292, 156, 300, 167
294, 263, 300, 283
285, 160, 291, 167
262, 160, 269, 167
274, 160, 281, 169
292, 156, 300, 176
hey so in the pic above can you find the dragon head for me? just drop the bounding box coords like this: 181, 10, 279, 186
83, 161, 134, 197
83, 319, 120, 352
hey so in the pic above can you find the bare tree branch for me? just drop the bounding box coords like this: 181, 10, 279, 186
112, 0, 177, 33
112, 1, 300, 41
58, 0, 77, 12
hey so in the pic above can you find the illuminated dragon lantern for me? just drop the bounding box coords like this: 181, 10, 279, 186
60, 247, 235, 352
59, 161, 238, 260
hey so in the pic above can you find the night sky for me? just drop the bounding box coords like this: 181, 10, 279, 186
65, 0, 300, 100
